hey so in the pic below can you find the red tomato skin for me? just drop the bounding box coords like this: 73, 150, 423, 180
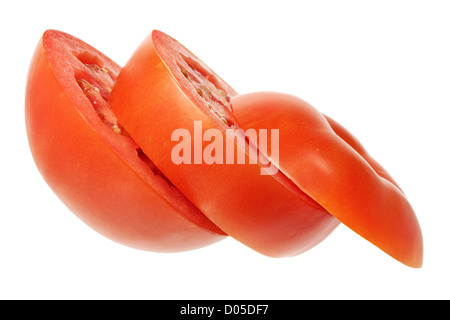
323, 115, 403, 192
26, 31, 225, 252
110, 31, 340, 257
231, 92, 423, 267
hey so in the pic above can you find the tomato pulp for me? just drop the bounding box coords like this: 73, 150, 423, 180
26, 30, 226, 252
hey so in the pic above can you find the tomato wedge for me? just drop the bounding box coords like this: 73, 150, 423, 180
25, 30, 226, 252
231, 92, 423, 268
110, 30, 340, 257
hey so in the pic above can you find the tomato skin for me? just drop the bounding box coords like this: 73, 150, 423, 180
323, 114, 404, 192
26, 30, 225, 252
231, 92, 423, 267
110, 31, 339, 257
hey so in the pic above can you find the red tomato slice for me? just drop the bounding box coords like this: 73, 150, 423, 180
110, 30, 340, 257
26, 30, 226, 252
231, 92, 423, 268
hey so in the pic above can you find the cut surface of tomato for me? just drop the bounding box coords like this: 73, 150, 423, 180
26, 30, 226, 252
110, 30, 340, 257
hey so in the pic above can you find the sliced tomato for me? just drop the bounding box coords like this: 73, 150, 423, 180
26, 30, 226, 252
110, 30, 340, 257
28, 29, 420, 267
231, 92, 423, 267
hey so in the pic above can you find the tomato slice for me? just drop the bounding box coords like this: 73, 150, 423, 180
231, 92, 423, 267
26, 30, 226, 252
110, 30, 340, 257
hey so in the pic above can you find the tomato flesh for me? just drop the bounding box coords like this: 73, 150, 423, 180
177, 54, 234, 127
152, 30, 238, 131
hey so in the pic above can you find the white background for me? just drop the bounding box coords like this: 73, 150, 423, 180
1, 0, 449, 300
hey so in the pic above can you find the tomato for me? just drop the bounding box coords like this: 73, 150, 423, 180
231, 92, 423, 268
110, 30, 340, 257
27, 29, 422, 267
25, 30, 226, 252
